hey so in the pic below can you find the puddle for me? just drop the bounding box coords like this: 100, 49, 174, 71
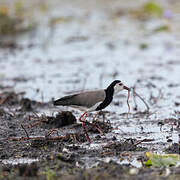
0, 0, 179, 173
118, 158, 142, 168
2, 158, 39, 165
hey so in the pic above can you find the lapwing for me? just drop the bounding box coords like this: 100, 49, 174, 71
54, 80, 130, 143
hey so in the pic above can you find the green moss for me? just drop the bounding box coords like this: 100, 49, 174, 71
143, 1, 163, 17
0, 3, 35, 35
139, 43, 148, 50
153, 25, 170, 32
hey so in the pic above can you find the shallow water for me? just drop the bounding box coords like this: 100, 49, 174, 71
2, 158, 39, 165
0, 0, 179, 166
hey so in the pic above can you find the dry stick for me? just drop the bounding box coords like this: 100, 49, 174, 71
9, 135, 66, 142
46, 129, 59, 137
21, 124, 29, 138
132, 87, 138, 110
91, 112, 104, 135
133, 138, 154, 146
27, 112, 44, 129
131, 87, 150, 112
91, 122, 104, 135
126, 90, 130, 119
27, 120, 42, 129
101, 151, 114, 156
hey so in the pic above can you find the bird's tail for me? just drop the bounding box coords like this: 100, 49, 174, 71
53, 98, 64, 106
53, 94, 77, 106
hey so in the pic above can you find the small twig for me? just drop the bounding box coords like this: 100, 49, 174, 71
126, 90, 130, 119
21, 124, 29, 138
149, 88, 163, 105
92, 122, 104, 135
133, 138, 154, 146
131, 87, 150, 111
101, 151, 114, 156
27, 120, 42, 128
45, 129, 59, 137
132, 86, 138, 110
8, 135, 66, 142
83, 120, 105, 135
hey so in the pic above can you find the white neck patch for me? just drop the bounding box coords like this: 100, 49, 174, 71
114, 84, 124, 95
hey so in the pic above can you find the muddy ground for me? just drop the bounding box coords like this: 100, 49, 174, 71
0, 0, 180, 179
0, 88, 179, 179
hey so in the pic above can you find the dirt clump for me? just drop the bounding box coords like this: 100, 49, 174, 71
43, 111, 77, 128
18, 163, 38, 177
102, 139, 147, 156
88, 119, 112, 134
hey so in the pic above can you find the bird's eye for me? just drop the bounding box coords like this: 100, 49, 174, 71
119, 83, 123, 86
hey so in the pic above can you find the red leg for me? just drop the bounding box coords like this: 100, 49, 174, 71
79, 112, 91, 143
79, 112, 86, 121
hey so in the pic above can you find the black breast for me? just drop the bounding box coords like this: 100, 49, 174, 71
95, 88, 113, 111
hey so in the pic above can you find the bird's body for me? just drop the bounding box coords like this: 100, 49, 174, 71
54, 80, 129, 143
54, 90, 105, 112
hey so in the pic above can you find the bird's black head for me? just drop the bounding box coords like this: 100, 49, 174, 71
108, 80, 121, 87
106, 80, 129, 96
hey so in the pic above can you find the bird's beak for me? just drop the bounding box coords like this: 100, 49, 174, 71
123, 85, 130, 91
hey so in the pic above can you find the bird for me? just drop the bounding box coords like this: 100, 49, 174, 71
53, 80, 130, 143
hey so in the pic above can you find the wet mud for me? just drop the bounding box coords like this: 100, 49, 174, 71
0, 90, 179, 179
0, 0, 180, 179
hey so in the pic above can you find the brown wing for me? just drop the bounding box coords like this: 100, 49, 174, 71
54, 90, 105, 108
